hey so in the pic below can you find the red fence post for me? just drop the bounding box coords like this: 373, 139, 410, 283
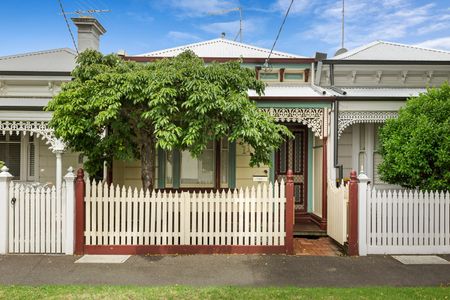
74, 168, 85, 255
285, 170, 295, 255
348, 170, 359, 256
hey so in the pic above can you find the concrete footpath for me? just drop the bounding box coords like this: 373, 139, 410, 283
0, 254, 449, 287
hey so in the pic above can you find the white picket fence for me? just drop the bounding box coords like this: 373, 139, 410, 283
85, 180, 286, 246
365, 188, 450, 254
357, 171, 450, 255
0, 166, 76, 255
8, 182, 66, 254
327, 182, 349, 245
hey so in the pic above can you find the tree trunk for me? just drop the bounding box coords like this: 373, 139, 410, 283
140, 131, 155, 191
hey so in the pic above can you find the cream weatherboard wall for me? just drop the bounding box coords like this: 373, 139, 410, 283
37, 139, 81, 185
236, 142, 269, 188
112, 158, 159, 189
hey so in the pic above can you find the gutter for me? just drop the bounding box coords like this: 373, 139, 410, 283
322, 59, 450, 65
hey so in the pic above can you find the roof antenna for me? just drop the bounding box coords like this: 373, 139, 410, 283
334, 0, 348, 56
208, 7, 243, 42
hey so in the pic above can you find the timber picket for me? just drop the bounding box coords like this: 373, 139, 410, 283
82, 180, 288, 251
366, 187, 450, 254
326, 181, 349, 246
8, 182, 64, 254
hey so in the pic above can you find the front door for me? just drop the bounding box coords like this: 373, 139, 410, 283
275, 125, 307, 223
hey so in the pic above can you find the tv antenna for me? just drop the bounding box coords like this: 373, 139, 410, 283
334, 0, 348, 56
208, 7, 243, 42
60, 9, 111, 17
341, 0, 345, 49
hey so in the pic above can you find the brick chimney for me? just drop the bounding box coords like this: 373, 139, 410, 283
71, 17, 106, 52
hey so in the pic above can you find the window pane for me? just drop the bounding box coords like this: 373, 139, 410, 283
374, 124, 382, 151
0, 133, 21, 179
373, 152, 383, 185
359, 124, 365, 151
221, 139, 229, 187
180, 142, 215, 187
9, 134, 20, 142
358, 152, 365, 175
29, 141, 35, 177
284, 73, 303, 80
165, 151, 173, 187
260, 72, 278, 80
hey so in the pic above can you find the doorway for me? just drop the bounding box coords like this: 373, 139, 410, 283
275, 125, 307, 224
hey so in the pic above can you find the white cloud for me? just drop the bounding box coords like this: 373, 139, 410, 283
301, 0, 448, 52
416, 37, 450, 51
167, 31, 202, 42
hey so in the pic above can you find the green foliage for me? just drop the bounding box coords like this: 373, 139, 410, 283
47, 50, 291, 186
378, 83, 450, 190
0, 161, 4, 169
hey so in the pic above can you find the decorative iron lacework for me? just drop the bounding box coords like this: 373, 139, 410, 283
261, 108, 327, 139
0, 120, 65, 152
338, 111, 398, 138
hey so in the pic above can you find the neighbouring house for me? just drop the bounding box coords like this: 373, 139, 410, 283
120, 39, 333, 232
0, 17, 106, 196
315, 41, 450, 188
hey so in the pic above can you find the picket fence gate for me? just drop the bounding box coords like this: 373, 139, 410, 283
8, 182, 66, 254
84, 180, 287, 248
362, 185, 450, 255
327, 182, 349, 245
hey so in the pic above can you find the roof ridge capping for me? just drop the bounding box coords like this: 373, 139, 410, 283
381, 40, 450, 54
0, 48, 77, 61
136, 38, 307, 58
332, 40, 450, 60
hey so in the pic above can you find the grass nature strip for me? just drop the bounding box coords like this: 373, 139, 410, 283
0, 286, 449, 300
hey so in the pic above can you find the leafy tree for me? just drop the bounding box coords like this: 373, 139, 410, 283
47, 50, 291, 190
378, 83, 450, 190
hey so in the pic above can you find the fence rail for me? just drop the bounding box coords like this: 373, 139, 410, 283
84, 180, 287, 247
366, 188, 450, 254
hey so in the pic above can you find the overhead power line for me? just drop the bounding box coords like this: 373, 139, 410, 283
265, 0, 294, 67
57, 0, 79, 54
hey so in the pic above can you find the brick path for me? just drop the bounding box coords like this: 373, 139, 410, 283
294, 237, 344, 256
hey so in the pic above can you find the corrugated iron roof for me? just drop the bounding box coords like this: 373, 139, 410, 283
137, 38, 305, 58
0, 48, 76, 72
325, 87, 427, 97
249, 84, 326, 97
332, 41, 450, 61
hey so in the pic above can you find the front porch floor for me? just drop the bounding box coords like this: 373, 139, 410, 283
294, 237, 344, 256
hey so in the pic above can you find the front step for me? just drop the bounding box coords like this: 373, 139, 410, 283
293, 223, 327, 237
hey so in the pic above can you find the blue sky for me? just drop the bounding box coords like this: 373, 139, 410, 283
1, 0, 449, 57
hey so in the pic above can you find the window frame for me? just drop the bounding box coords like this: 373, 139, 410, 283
0, 133, 38, 181
258, 69, 280, 82
283, 69, 306, 82
159, 139, 235, 191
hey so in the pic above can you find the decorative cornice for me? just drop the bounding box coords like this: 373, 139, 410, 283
0, 120, 65, 151
261, 107, 327, 138
338, 111, 398, 138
